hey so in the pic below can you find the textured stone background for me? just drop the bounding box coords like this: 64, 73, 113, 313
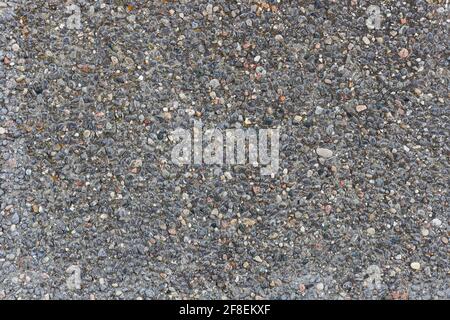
0, 0, 448, 299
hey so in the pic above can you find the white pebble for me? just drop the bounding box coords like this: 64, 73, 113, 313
316, 147, 333, 159
431, 218, 442, 227
410, 262, 421, 271
356, 104, 367, 112
253, 255, 263, 263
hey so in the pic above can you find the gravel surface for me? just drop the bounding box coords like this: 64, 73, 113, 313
0, 0, 448, 300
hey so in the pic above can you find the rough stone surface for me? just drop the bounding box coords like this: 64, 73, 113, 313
0, 0, 448, 300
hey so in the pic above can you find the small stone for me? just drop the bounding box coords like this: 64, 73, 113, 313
83, 130, 91, 138
275, 34, 283, 42
293, 115, 303, 123
431, 218, 442, 227
12, 43, 20, 52
66, 265, 81, 290
362, 36, 370, 45
255, 66, 266, 76
242, 218, 256, 227
441, 237, 448, 244
206, 4, 213, 15
0, 127, 6, 135
126, 15, 136, 23
179, 92, 187, 100
253, 255, 263, 263
131, 159, 143, 168
298, 284, 306, 294
163, 112, 172, 120
367, 227, 376, 236
421, 228, 429, 237
316, 283, 324, 291
398, 48, 409, 59
11, 213, 20, 224
209, 78, 220, 89
315, 106, 324, 115
410, 262, 421, 271
32, 204, 40, 213
316, 147, 333, 159
111, 56, 119, 65
356, 104, 367, 112
98, 248, 107, 258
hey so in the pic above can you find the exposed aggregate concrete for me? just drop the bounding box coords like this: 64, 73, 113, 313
0, 0, 448, 299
